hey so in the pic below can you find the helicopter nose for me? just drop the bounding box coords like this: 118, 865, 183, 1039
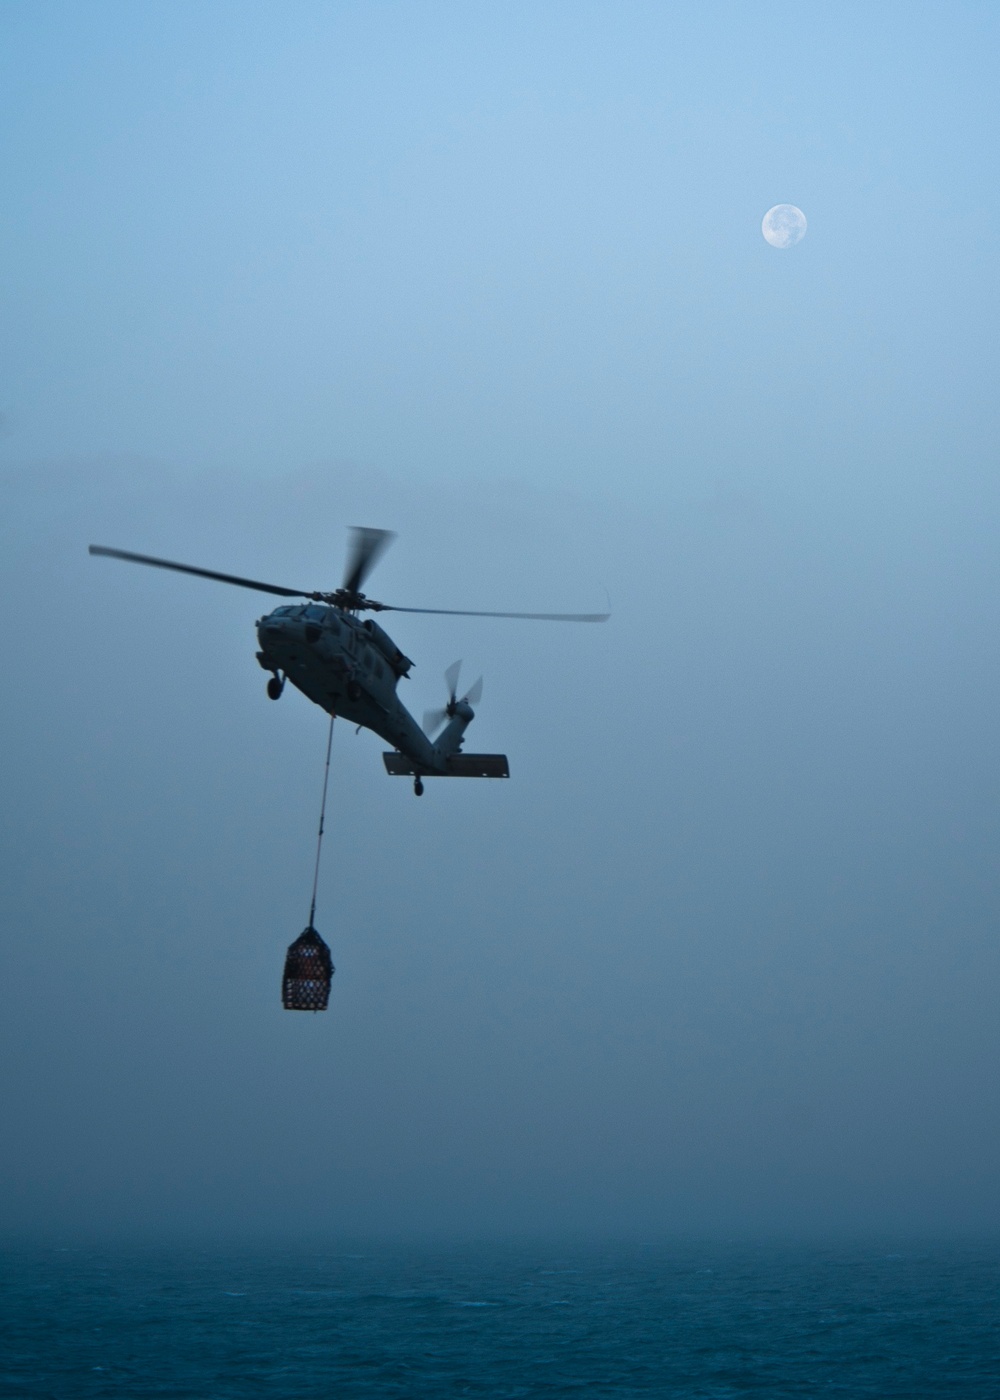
257, 617, 291, 658
258, 614, 288, 641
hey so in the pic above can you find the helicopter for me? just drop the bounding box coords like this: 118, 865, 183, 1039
89, 527, 609, 796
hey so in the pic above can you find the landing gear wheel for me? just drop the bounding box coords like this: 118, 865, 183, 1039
266, 675, 284, 700
414, 777, 424, 797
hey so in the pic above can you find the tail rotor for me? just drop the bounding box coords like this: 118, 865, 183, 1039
423, 661, 483, 737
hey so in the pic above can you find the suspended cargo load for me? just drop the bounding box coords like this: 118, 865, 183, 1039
282, 926, 334, 1011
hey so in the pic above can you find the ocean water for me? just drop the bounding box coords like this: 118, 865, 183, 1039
1, 1242, 997, 1397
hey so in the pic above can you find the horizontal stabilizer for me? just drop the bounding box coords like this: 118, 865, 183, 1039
446, 753, 509, 778
383, 752, 509, 779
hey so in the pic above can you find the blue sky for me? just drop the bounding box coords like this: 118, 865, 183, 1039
3, 2, 997, 492
2, 2, 999, 1238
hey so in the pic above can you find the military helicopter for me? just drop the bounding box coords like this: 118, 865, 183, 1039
89, 528, 609, 796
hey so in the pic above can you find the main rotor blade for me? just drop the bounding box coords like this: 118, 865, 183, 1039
342, 527, 396, 596
88, 546, 308, 599
380, 605, 610, 622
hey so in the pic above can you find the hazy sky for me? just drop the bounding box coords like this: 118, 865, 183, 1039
2, 1, 999, 1239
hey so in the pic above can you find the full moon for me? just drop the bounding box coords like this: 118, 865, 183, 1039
762, 204, 807, 248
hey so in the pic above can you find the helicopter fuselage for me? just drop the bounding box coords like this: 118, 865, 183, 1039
256, 603, 468, 775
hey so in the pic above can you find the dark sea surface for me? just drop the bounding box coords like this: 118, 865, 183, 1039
1, 1242, 998, 1398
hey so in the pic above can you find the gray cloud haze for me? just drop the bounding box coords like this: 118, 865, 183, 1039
2, 1, 999, 1240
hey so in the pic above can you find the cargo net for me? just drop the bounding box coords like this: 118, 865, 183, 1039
282, 926, 334, 1011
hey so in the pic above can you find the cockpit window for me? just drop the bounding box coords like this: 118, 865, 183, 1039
304, 604, 327, 622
